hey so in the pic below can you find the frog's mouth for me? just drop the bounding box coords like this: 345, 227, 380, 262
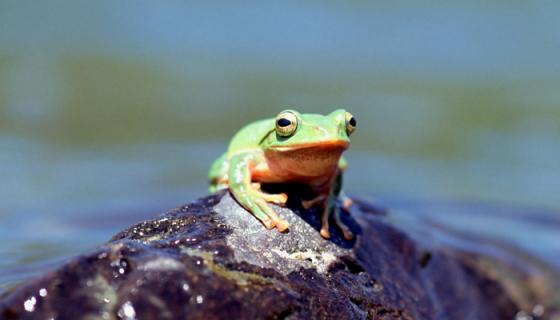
268, 139, 349, 152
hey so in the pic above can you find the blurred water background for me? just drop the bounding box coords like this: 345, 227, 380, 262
1, 1, 559, 292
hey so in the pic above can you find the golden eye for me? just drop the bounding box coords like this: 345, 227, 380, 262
345, 112, 356, 135
275, 110, 299, 137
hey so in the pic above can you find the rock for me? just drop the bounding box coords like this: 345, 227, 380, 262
0, 190, 557, 319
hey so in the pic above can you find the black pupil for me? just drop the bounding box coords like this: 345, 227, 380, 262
277, 118, 291, 127
349, 117, 356, 127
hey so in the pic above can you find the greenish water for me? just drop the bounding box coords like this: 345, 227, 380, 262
1, 1, 560, 292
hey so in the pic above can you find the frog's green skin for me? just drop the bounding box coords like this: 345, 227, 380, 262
209, 109, 356, 240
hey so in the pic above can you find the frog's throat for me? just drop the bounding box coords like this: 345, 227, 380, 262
267, 139, 349, 152
262, 140, 348, 178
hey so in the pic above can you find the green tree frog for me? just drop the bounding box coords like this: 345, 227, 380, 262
208, 109, 356, 240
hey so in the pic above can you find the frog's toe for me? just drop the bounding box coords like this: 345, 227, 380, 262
340, 226, 354, 240
278, 193, 288, 204
242, 197, 277, 230
342, 197, 353, 211
275, 219, 289, 232
302, 194, 327, 210
262, 192, 288, 206
301, 199, 314, 210
262, 218, 276, 230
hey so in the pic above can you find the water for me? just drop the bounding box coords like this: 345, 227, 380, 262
1, 1, 560, 293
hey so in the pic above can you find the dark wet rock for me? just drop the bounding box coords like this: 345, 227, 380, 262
1, 191, 558, 319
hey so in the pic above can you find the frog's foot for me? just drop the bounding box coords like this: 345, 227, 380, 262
254, 197, 290, 232
320, 197, 354, 241
333, 205, 353, 240
239, 187, 289, 232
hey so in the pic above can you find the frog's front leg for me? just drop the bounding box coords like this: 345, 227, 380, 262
228, 153, 289, 232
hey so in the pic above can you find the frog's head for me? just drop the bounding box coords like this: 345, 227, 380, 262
261, 109, 356, 177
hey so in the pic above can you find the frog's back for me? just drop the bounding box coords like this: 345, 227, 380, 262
227, 118, 273, 156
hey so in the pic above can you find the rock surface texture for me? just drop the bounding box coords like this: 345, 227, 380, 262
0, 191, 556, 319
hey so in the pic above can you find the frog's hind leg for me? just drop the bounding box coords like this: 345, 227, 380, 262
337, 156, 354, 211
318, 171, 354, 240
209, 152, 229, 193
210, 180, 228, 193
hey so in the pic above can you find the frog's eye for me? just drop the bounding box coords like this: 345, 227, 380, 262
275, 110, 299, 137
345, 112, 356, 135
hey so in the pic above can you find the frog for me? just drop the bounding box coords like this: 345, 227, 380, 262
208, 109, 356, 240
